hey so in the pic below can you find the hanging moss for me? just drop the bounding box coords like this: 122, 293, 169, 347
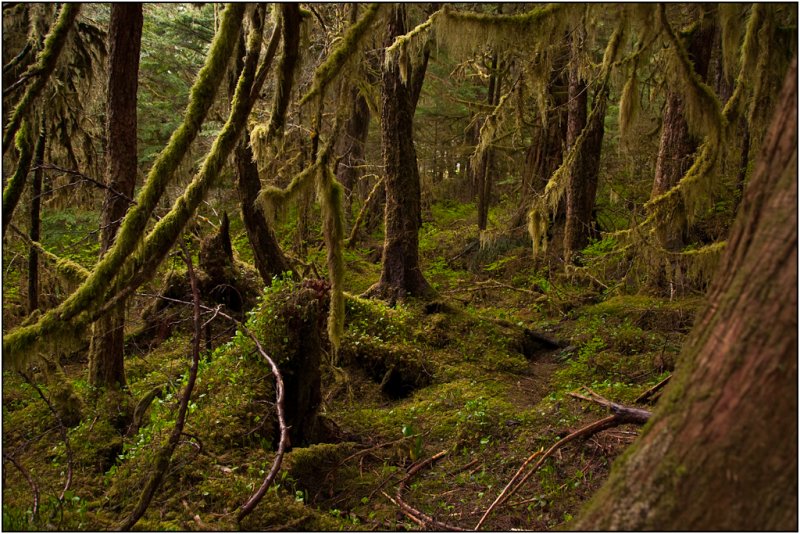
299, 3, 381, 106
526, 25, 622, 256
320, 166, 345, 357
719, 4, 748, 80
2, 120, 34, 238
2, 3, 80, 155
2, 4, 247, 361
107, 7, 267, 304
433, 3, 569, 58
8, 227, 89, 285
658, 4, 723, 144
257, 162, 320, 221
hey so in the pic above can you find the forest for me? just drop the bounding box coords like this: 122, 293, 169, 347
1, 2, 797, 531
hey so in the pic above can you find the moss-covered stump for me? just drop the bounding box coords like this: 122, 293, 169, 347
286, 442, 358, 504
272, 279, 330, 447
340, 335, 431, 399
132, 219, 261, 349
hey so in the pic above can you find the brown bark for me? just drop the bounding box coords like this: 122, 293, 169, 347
510, 71, 567, 231
576, 56, 798, 531
233, 8, 296, 286
88, 3, 142, 391
266, 4, 300, 140
236, 135, 292, 283
650, 9, 716, 250
27, 119, 45, 314
563, 26, 607, 263
365, 5, 433, 302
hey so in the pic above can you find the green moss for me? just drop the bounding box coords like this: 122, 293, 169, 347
2, 3, 80, 152
2, 4, 247, 360
299, 3, 381, 105
2, 119, 34, 238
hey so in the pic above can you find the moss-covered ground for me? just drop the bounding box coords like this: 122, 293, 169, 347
2, 198, 702, 531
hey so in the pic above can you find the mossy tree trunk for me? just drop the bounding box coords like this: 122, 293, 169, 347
563, 27, 607, 263
366, 5, 433, 302
576, 56, 798, 532
510, 60, 568, 233
650, 8, 715, 250
88, 3, 142, 391
476, 51, 500, 231
27, 118, 45, 314
236, 135, 292, 284
231, 6, 296, 287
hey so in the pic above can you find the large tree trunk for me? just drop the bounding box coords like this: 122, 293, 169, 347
88, 3, 142, 390
576, 56, 797, 531
233, 5, 298, 286
365, 5, 433, 302
563, 27, 607, 263
650, 8, 715, 250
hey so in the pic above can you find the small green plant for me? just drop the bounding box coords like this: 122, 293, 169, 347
402, 424, 424, 461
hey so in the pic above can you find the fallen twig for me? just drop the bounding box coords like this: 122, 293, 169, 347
474, 448, 544, 530
3, 452, 39, 522
634, 374, 672, 404
475, 389, 652, 530
387, 449, 471, 531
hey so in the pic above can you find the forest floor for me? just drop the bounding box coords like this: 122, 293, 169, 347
2, 198, 703, 531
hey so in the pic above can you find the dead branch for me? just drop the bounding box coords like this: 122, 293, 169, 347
117, 240, 203, 531
385, 449, 470, 531
3, 452, 39, 522
634, 374, 672, 404
568, 387, 652, 424
474, 448, 544, 530
18, 371, 73, 502
443, 279, 544, 298
475, 389, 653, 530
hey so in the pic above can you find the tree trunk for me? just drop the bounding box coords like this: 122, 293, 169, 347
336, 90, 370, 217
27, 119, 45, 314
563, 26, 607, 263
88, 3, 143, 391
477, 52, 499, 231
365, 5, 433, 302
236, 135, 291, 283
576, 56, 797, 531
650, 9, 715, 250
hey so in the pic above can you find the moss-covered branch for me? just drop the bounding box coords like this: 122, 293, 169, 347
2, 120, 34, 238
299, 3, 381, 105
8, 224, 89, 284
2, 3, 80, 156
2, 4, 246, 363
104, 5, 269, 309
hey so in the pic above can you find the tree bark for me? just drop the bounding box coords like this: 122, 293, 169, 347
365, 5, 433, 302
236, 135, 291, 283
650, 8, 715, 250
576, 56, 798, 531
563, 26, 607, 263
88, 3, 142, 391
27, 118, 45, 314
